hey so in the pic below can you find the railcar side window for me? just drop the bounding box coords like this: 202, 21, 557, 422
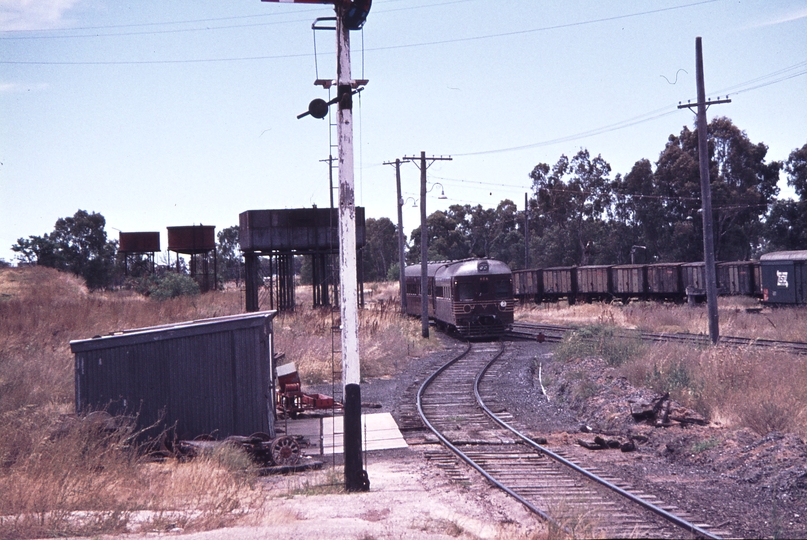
495, 280, 511, 298
457, 282, 475, 300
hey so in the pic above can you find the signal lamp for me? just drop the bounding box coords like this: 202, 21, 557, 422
308, 98, 329, 119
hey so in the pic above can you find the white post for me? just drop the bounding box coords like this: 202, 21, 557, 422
335, 2, 366, 492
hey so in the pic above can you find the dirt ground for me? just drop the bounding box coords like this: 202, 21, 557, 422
483, 340, 807, 539
79, 336, 807, 539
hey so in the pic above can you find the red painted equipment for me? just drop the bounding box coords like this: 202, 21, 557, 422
276, 363, 341, 417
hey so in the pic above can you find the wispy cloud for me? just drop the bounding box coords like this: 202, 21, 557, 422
0, 82, 49, 92
0, 0, 82, 31
745, 7, 807, 30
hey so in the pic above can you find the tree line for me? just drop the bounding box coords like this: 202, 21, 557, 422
362, 117, 806, 279
11, 117, 807, 288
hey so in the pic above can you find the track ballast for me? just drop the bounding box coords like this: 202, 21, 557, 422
416, 340, 723, 539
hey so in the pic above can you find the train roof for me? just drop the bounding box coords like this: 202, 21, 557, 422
760, 250, 807, 262
404, 259, 511, 279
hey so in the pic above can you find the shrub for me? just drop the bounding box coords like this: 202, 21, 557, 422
553, 325, 644, 366
147, 273, 200, 300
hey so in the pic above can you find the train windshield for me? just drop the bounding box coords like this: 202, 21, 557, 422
494, 280, 511, 299
457, 282, 475, 300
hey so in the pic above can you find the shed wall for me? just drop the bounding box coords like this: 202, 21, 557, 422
72, 313, 275, 440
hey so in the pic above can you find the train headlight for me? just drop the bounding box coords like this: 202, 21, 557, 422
499, 300, 507, 310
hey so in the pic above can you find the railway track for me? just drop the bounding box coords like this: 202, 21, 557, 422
416, 340, 722, 539
508, 321, 807, 355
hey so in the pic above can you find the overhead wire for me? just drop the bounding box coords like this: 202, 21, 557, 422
3, 0, 801, 211
1, 1, 720, 58
428, 174, 777, 209
0, 0, 477, 37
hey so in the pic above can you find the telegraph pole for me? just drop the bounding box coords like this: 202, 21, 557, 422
678, 37, 730, 345
524, 193, 530, 269
384, 158, 410, 314
403, 152, 452, 338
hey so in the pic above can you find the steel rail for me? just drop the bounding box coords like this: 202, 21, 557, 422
509, 321, 807, 355
474, 350, 722, 540
415, 341, 568, 533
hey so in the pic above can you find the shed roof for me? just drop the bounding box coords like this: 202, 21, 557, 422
70, 311, 277, 353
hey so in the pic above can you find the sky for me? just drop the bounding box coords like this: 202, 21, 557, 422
1, 0, 806, 265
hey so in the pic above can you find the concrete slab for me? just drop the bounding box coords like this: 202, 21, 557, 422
322, 412, 408, 455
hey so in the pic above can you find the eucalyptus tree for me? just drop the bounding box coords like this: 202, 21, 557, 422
12, 209, 118, 289
529, 149, 613, 266
765, 142, 807, 252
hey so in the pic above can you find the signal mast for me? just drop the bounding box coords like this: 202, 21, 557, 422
260, 0, 371, 492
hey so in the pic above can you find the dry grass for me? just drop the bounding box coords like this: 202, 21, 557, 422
275, 281, 439, 385
619, 343, 807, 438
516, 296, 805, 342
0, 267, 432, 538
518, 300, 807, 439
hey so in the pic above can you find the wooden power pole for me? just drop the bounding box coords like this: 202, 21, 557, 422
678, 37, 730, 345
384, 158, 410, 314
403, 152, 452, 338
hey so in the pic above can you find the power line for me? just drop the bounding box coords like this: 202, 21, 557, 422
0, 0, 716, 40
0, 52, 312, 66
368, 0, 720, 53
0, 0, 474, 36
444, 57, 806, 158
429, 175, 775, 207
0, 13, 314, 37
451, 107, 680, 157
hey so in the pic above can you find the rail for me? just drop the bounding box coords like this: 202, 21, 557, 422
508, 321, 807, 355
417, 340, 723, 538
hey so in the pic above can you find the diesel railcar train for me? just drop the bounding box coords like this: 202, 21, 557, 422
405, 259, 515, 337
513, 250, 807, 306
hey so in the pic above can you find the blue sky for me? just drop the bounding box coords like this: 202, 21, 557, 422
2, 0, 806, 264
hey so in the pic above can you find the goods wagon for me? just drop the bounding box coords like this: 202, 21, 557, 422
576, 265, 613, 302
512, 268, 543, 303
717, 261, 755, 296
646, 263, 684, 301
760, 250, 807, 305
542, 266, 577, 304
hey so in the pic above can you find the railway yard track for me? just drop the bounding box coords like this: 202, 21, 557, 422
406, 340, 726, 539
508, 320, 807, 355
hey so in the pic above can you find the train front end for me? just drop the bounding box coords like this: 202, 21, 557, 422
442, 259, 515, 338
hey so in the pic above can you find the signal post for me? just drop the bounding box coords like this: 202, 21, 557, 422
261, 0, 371, 492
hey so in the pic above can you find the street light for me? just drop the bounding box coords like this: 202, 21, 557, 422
427, 182, 448, 199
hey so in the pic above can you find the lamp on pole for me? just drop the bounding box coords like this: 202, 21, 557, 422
402, 153, 452, 338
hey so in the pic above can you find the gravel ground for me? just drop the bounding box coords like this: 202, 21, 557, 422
480, 339, 807, 539
82, 334, 807, 539
308, 334, 807, 538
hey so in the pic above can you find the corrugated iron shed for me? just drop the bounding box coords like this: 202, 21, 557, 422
70, 311, 277, 440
